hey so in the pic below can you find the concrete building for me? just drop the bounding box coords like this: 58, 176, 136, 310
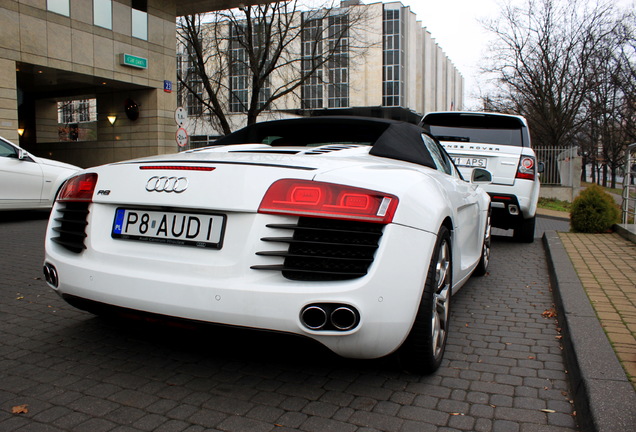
0, 0, 462, 167
179, 1, 464, 141
0, 0, 258, 167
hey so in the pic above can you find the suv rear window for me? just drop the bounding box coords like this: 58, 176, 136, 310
423, 114, 525, 147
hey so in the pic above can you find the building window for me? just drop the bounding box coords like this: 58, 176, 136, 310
177, 53, 203, 116
383, 8, 404, 107
186, 62, 203, 116
77, 100, 91, 122
301, 18, 324, 109
94, 0, 112, 30
132, 0, 148, 40
177, 54, 184, 108
186, 83, 203, 116
47, 0, 69, 16
229, 26, 248, 113
57, 98, 97, 142
327, 15, 349, 108
58, 99, 97, 124
228, 23, 271, 113
258, 85, 271, 111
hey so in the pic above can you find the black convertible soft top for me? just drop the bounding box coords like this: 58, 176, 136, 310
213, 116, 436, 169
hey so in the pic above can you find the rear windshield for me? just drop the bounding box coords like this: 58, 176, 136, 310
428, 125, 523, 147
423, 114, 525, 147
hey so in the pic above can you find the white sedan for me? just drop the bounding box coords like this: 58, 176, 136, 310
43, 117, 491, 374
0, 136, 80, 211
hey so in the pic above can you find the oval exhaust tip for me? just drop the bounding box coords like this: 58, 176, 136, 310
331, 307, 358, 331
301, 306, 328, 330
43, 263, 59, 287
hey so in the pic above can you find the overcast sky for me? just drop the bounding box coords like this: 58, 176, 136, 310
396, 0, 635, 109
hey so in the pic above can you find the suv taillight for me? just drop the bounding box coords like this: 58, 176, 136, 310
57, 173, 98, 202
516, 156, 536, 180
258, 179, 398, 223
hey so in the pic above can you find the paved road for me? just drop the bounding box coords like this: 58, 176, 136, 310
0, 213, 575, 432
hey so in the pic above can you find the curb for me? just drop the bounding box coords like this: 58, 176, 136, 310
542, 231, 636, 432
536, 208, 570, 221
614, 223, 636, 244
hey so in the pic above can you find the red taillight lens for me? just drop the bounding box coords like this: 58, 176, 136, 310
57, 173, 98, 202
259, 179, 398, 223
516, 156, 536, 180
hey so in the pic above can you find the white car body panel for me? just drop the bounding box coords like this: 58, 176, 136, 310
0, 136, 80, 210
43, 118, 490, 361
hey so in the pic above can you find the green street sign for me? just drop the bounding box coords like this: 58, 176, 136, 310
120, 53, 148, 69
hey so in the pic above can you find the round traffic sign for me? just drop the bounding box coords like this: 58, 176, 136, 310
174, 107, 189, 127
176, 127, 189, 147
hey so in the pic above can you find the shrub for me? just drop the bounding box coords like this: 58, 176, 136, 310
570, 184, 621, 233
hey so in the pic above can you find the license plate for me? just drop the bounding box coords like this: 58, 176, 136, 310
112, 208, 226, 249
453, 157, 487, 168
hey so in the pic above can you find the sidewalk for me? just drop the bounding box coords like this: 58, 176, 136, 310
559, 231, 636, 389
537, 208, 636, 389
540, 207, 636, 432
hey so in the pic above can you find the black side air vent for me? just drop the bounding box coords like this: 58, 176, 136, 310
251, 217, 384, 281
51, 202, 90, 253
303, 145, 365, 155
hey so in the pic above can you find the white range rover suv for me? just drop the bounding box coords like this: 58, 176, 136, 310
421, 111, 541, 243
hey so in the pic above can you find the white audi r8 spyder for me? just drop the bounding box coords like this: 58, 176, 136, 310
43, 117, 492, 374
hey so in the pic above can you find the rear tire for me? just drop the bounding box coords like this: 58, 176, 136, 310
398, 226, 452, 374
513, 216, 535, 243
473, 211, 491, 277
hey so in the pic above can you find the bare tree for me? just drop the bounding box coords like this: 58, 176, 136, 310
584, 12, 636, 188
177, 0, 375, 135
480, 0, 626, 149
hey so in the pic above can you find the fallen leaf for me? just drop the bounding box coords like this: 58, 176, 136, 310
541, 409, 556, 413
542, 307, 557, 318
12, 404, 28, 414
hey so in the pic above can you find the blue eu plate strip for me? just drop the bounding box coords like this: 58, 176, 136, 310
113, 209, 125, 234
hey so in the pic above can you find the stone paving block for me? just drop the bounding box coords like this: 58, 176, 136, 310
131, 413, 172, 432
300, 415, 358, 432
0, 216, 580, 432
215, 414, 272, 432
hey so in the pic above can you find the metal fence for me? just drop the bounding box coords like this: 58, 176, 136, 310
622, 143, 636, 224
177, 135, 221, 152
534, 146, 577, 186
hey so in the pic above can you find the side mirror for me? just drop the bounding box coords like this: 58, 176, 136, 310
471, 168, 492, 184
537, 161, 545, 174
17, 148, 28, 160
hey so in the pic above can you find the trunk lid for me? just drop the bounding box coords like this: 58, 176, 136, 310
89, 144, 375, 212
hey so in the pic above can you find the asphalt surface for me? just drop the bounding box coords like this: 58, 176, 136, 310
0, 212, 576, 432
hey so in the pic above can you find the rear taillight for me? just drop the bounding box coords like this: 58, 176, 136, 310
57, 173, 98, 202
258, 179, 398, 223
516, 156, 536, 180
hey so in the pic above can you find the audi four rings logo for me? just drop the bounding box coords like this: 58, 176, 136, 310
145, 176, 189, 193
